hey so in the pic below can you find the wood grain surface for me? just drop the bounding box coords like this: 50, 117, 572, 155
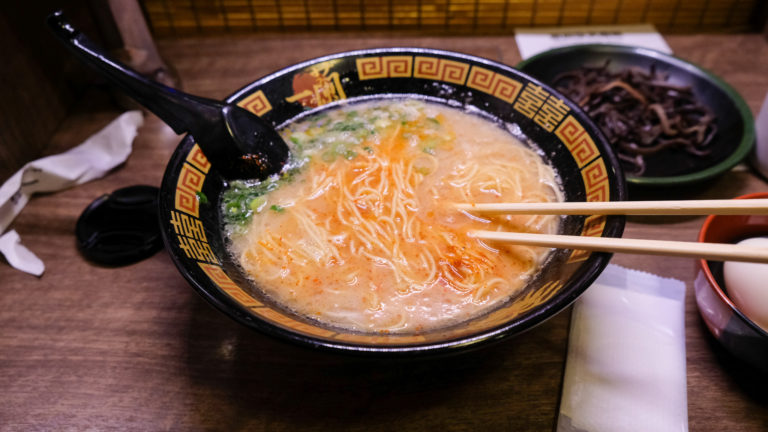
1, 33, 767, 431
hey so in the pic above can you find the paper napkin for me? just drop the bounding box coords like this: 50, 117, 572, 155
557, 264, 688, 432
0, 110, 144, 276
515, 24, 672, 60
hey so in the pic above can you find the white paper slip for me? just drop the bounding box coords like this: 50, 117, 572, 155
557, 264, 688, 432
0, 230, 44, 277
0, 110, 144, 276
515, 24, 672, 60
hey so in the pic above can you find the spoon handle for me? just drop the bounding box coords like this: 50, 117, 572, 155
46, 10, 221, 136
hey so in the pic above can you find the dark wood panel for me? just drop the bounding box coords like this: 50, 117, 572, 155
0, 2, 102, 182
141, 0, 766, 36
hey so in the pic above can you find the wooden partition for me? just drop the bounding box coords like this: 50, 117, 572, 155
141, 0, 766, 36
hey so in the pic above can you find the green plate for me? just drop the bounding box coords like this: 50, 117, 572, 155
518, 44, 755, 187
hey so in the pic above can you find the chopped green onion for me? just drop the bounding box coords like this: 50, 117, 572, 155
249, 197, 266, 212
330, 122, 363, 132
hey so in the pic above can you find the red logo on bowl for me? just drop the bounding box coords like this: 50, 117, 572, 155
286, 60, 347, 108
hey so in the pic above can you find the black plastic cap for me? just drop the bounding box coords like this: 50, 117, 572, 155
76, 185, 163, 265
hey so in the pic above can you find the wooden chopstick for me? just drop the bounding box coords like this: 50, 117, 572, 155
472, 230, 768, 263
456, 199, 768, 215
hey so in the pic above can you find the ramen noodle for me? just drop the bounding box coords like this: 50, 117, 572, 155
222, 99, 562, 333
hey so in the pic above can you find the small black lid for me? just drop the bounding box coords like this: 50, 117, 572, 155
76, 185, 163, 265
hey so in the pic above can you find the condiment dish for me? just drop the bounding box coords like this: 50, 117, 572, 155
517, 44, 755, 188
696, 192, 768, 372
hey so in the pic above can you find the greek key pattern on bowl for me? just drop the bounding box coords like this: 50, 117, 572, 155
568, 215, 607, 263
582, 158, 610, 202
174, 154, 206, 218
356, 56, 413, 79
198, 263, 261, 307
555, 116, 600, 168
466, 65, 524, 104
236, 89, 272, 116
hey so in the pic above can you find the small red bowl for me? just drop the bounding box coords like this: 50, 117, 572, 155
696, 192, 768, 371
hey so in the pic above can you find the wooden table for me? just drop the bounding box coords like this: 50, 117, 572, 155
2, 33, 767, 431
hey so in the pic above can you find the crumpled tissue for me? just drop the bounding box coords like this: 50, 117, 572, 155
557, 263, 688, 432
0, 110, 144, 276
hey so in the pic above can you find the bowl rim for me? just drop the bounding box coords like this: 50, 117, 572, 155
160, 47, 628, 355
516, 43, 756, 188
697, 192, 768, 338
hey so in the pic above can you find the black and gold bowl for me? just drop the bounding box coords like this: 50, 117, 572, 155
159, 48, 626, 355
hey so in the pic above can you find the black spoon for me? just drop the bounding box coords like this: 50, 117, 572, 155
46, 10, 289, 181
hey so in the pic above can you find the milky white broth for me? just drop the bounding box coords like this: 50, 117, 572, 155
223, 99, 562, 333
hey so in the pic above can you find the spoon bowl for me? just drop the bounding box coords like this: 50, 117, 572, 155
46, 10, 290, 180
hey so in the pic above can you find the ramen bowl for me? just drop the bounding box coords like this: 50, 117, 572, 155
159, 48, 626, 355
695, 192, 768, 372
